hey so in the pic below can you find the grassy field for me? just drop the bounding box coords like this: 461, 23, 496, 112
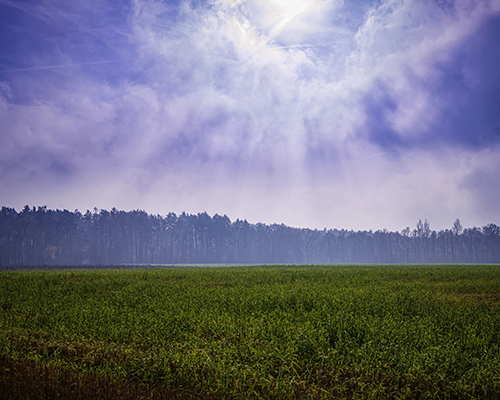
1, 264, 499, 399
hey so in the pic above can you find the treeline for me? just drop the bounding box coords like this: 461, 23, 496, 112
1, 206, 499, 266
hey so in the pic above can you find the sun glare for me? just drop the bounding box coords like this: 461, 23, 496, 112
224, 0, 331, 49
265, 0, 315, 36
267, 0, 313, 13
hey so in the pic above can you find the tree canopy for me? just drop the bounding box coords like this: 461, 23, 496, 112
1, 207, 499, 266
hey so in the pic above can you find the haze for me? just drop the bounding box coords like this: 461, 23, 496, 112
1, 0, 499, 231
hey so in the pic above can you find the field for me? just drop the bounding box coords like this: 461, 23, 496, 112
1, 265, 500, 399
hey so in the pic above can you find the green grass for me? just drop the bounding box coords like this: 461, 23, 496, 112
1, 264, 500, 399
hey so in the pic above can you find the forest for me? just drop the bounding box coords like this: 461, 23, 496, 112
1, 205, 499, 266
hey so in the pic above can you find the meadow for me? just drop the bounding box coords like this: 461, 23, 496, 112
1, 264, 499, 399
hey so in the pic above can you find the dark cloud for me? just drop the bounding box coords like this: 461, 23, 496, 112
361, 14, 500, 152
433, 14, 500, 148
360, 82, 408, 150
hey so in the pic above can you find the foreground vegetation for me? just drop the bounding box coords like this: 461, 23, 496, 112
1, 264, 500, 399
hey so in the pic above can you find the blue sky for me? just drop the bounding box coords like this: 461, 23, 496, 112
1, 0, 499, 231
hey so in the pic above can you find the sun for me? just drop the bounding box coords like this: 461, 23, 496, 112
224, 0, 331, 46
267, 0, 314, 13
264, 0, 316, 36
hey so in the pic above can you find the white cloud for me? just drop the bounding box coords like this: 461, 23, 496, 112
1, 0, 500, 230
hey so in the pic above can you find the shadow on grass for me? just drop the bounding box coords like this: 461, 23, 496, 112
0, 355, 208, 400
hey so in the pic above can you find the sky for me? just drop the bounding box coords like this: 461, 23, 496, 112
0, 0, 499, 232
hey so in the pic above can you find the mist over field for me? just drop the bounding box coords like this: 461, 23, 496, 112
1, 206, 499, 266
1, 0, 500, 231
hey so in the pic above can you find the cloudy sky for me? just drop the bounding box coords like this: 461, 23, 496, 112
1, 0, 499, 231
